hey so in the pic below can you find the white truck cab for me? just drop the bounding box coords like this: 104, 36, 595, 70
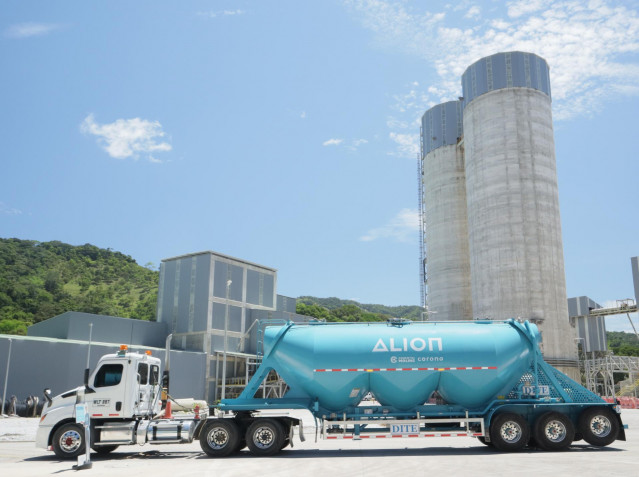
37, 346, 164, 458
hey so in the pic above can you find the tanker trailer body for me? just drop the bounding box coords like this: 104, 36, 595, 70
205, 319, 626, 456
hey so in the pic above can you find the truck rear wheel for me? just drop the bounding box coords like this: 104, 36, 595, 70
533, 412, 574, 451
489, 413, 529, 452
199, 419, 240, 457
52, 423, 85, 459
578, 407, 619, 447
246, 418, 285, 456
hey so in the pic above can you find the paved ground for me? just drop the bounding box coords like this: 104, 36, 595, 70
1, 410, 637, 477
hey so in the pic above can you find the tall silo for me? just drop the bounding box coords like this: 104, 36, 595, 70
421, 101, 473, 321
461, 51, 578, 378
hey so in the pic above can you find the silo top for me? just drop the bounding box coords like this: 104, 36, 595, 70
421, 100, 463, 156
461, 52, 551, 108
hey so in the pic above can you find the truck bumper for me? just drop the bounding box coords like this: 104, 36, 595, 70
35, 424, 53, 450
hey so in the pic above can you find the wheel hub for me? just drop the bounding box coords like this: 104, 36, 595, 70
544, 420, 567, 442
500, 421, 522, 443
60, 430, 81, 453
208, 428, 229, 449
254, 427, 274, 448
590, 416, 612, 437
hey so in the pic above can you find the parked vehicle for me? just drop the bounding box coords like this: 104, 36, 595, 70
37, 319, 626, 458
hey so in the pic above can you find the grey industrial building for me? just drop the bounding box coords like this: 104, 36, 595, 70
0, 251, 308, 407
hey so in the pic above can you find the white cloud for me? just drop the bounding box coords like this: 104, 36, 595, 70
323, 137, 369, 151
300, 111, 307, 119
507, 0, 551, 18
388, 132, 419, 157
5, 22, 61, 39
0, 202, 22, 215
81, 114, 172, 161
464, 6, 481, 20
345, 0, 639, 122
197, 9, 246, 18
360, 208, 420, 242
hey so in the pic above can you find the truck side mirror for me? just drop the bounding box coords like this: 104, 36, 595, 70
43, 388, 52, 405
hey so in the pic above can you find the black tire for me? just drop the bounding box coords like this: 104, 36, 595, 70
92, 445, 119, 454
578, 407, 619, 447
489, 413, 530, 452
199, 419, 240, 457
533, 412, 574, 451
245, 418, 285, 456
476, 436, 492, 447
52, 423, 86, 459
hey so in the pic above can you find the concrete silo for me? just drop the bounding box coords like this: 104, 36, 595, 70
421, 101, 473, 321
461, 52, 577, 378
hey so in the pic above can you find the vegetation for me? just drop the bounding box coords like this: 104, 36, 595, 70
0, 238, 159, 335
296, 296, 422, 322
3, 237, 639, 360
608, 331, 639, 357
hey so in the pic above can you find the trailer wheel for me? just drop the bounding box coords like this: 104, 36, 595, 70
533, 412, 574, 451
199, 419, 240, 457
52, 423, 85, 459
92, 445, 119, 455
578, 407, 619, 447
246, 418, 285, 456
489, 413, 529, 452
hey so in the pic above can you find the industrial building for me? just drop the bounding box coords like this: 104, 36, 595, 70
0, 251, 308, 408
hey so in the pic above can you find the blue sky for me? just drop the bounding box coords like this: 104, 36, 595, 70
1, 1, 638, 331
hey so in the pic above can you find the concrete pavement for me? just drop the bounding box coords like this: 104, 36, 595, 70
1, 410, 637, 477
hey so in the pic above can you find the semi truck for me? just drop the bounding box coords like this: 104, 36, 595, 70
36, 319, 626, 459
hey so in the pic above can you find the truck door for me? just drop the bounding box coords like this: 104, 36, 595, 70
136, 362, 159, 415
90, 362, 127, 418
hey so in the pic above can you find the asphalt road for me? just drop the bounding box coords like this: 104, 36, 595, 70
1, 409, 637, 477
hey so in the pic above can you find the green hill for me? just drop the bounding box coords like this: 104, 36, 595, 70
2, 238, 637, 359
296, 296, 422, 322
0, 238, 159, 335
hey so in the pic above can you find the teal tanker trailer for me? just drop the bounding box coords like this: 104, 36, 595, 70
202, 319, 626, 456
37, 319, 626, 459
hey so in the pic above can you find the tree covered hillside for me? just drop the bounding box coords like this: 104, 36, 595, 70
296, 296, 422, 322
0, 238, 159, 335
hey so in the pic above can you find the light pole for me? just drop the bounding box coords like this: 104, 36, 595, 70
575, 337, 591, 392
2, 338, 12, 417
221, 279, 232, 400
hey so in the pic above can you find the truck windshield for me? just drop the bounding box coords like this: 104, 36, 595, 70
94, 364, 124, 387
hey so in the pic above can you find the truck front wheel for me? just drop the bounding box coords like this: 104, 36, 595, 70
489, 413, 529, 452
199, 419, 240, 457
52, 423, 85, 459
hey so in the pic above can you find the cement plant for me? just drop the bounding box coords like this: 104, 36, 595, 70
0, 52, 638, 464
